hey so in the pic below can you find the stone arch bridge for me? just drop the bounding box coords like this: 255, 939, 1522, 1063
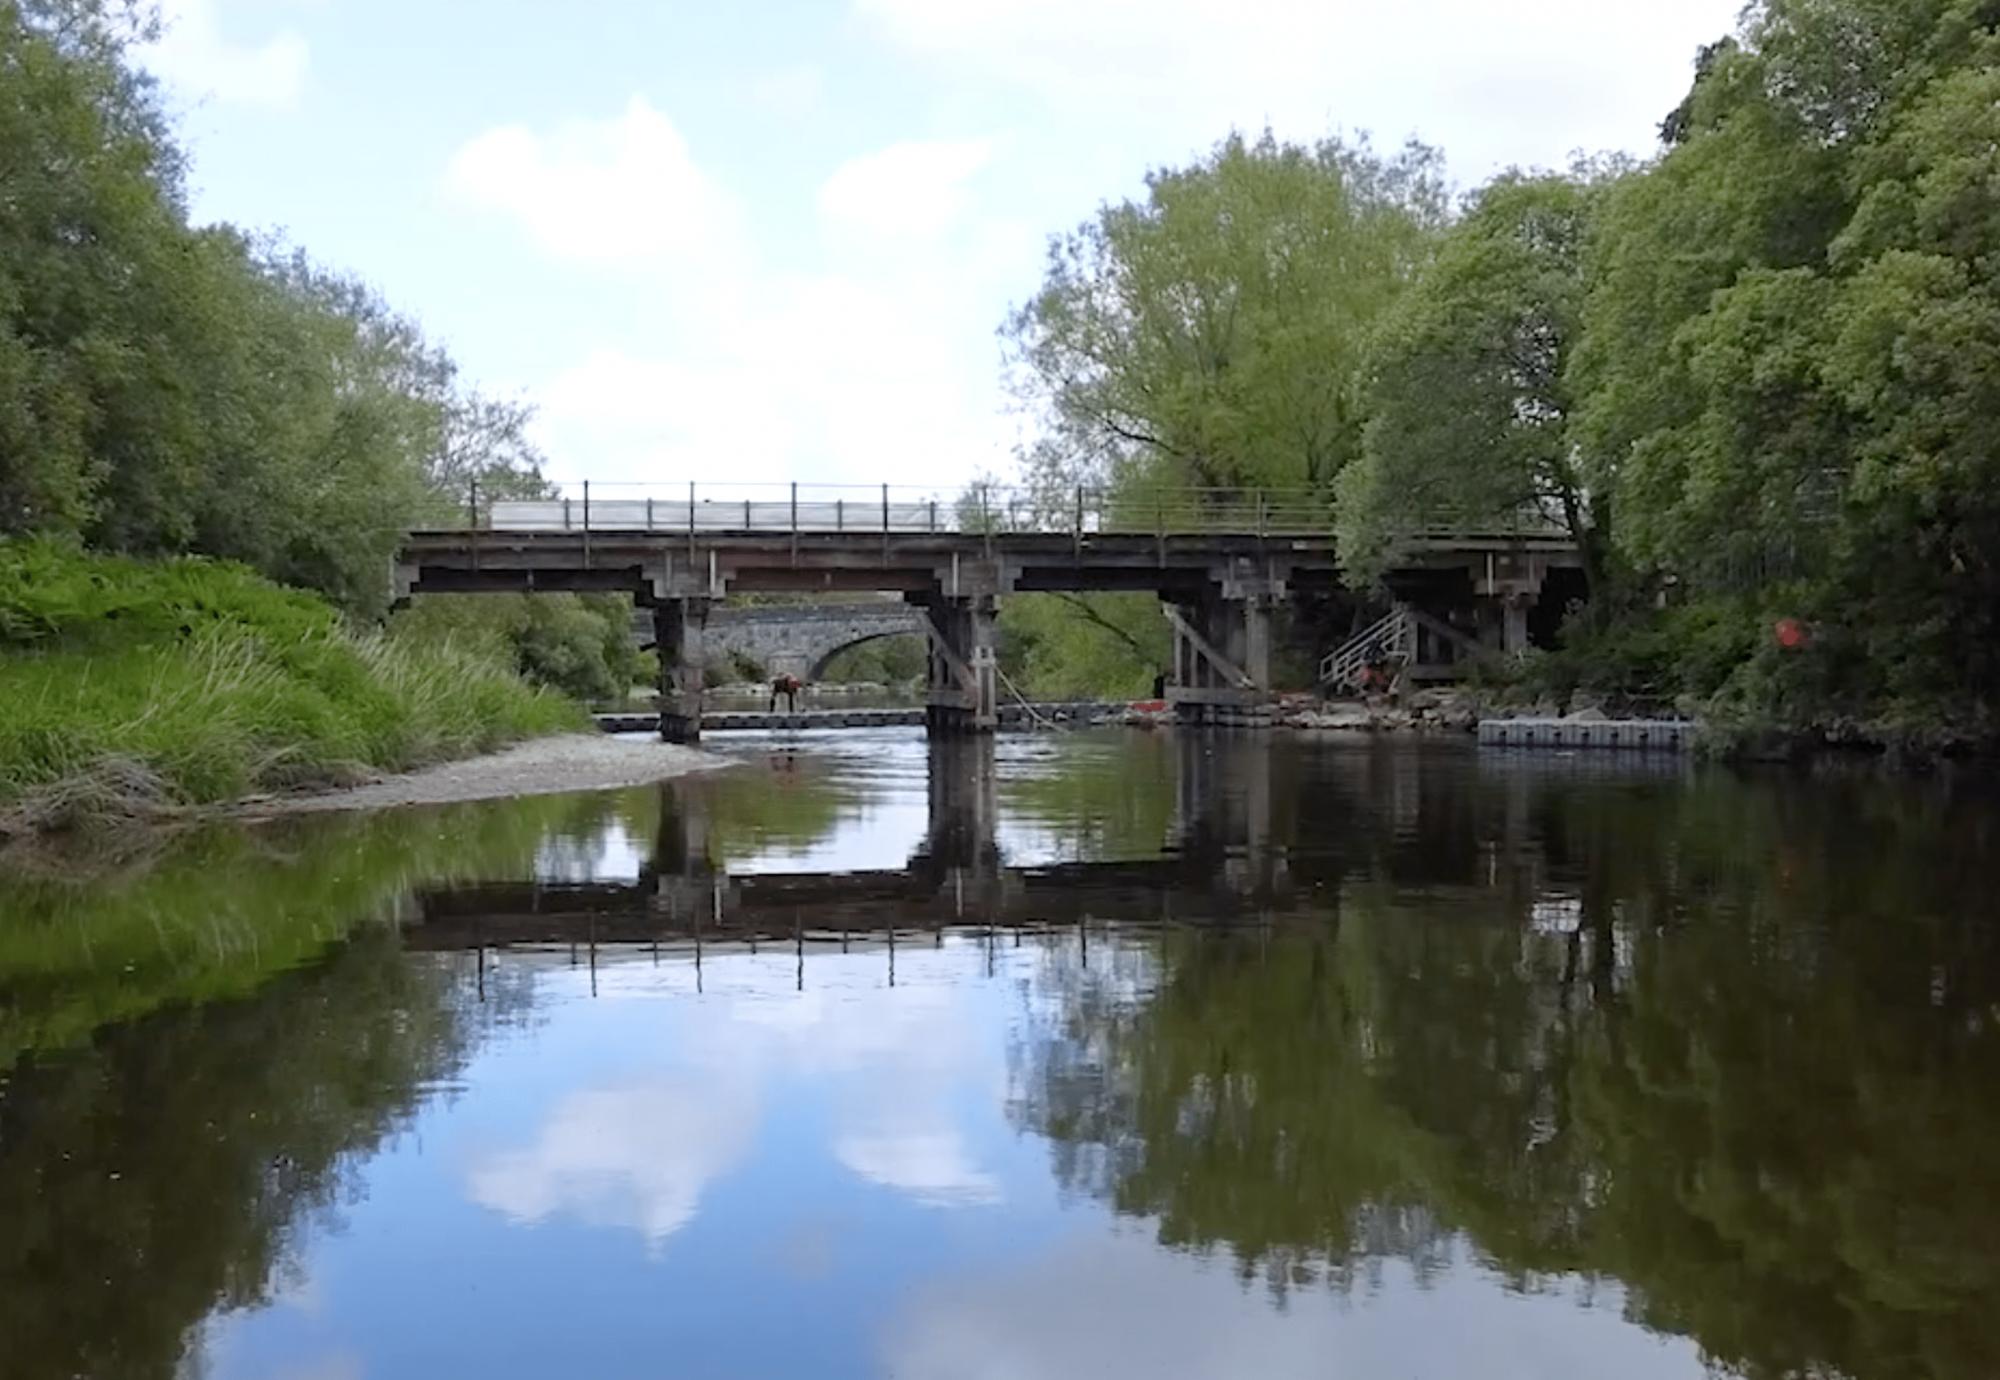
634, 601, 925, 681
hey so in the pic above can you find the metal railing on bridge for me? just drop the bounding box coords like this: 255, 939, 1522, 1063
428, 481, 1572, 546
439, 481, 1337, 539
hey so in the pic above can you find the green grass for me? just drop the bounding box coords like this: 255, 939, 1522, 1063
0, 540, 586, 832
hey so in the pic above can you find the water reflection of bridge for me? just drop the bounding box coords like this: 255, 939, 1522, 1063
407, 739, 1314, 952
403, 737, 1691, 957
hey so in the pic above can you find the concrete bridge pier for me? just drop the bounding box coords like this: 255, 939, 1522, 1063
653, 598, 711, 743
921, 595, 999, 737
1166, 582, 1276, 729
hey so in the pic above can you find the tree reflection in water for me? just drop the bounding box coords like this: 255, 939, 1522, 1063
1010, 765, 2000, 1380
0, 744, 1995, 1380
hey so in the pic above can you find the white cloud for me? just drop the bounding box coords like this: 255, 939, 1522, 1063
444, 97, 742, 270
142, 0, 309, 111
466, 1079, 757, 1249
529, 265, 1015, 489
449, 103, 1018, 490
465, 968, 1008, 1246
820, 139, 998, 241
835, 1130, 1002, 1206
855, 0, 1745, 179
882, 1231, 1712, 1380
750, 64, 827, 118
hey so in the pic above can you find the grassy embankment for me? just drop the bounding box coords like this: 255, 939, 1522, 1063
0, 541, 586, 833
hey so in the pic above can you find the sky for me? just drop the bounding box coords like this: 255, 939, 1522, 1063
138, 0, 1748, 495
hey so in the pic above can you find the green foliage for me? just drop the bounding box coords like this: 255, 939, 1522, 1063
1563, 0, 2000, 736
390, 593, 648, 704
1006, 130, 1446, 495
0, 542, 584, 827
1525, 596, 1765, 705
1318, 0, 2000, 737
819, 634, 924, 686
998, 593, 1167, 700
1341, 172, 1610, 586
0, 3, 547, 613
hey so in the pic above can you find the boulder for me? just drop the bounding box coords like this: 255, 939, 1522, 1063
1307, 704, 1374, 731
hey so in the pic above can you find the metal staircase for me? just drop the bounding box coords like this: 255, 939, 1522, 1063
1318, 607, 1412, 693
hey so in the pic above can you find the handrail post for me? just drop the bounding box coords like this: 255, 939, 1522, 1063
881, 482, 891, 561
1074, 484, 1084, 558
687, 479, 696, 565
469, 476, 480, 573
582, 480, 592, 569
790, 481, 799, 567
1256, 489, 1266, 540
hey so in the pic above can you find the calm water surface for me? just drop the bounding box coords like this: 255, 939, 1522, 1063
2, 731, 1997, 1380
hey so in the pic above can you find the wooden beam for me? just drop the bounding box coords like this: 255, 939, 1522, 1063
1162, 606, 1254, 690
918, 608, 979, 694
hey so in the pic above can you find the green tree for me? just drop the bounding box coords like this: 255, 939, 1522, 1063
1005, 130, 1446, 497
390, 591, 648, 704
0, 1, 554, 617
1341, 172, 1610, 588
998, 592, 1167, 700
1563, 0, 2000, 733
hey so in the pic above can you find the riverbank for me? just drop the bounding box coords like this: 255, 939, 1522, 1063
234, 733, 726, 817
0, 542, 587, 837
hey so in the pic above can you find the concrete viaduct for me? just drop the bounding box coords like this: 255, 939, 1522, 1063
394, 486, 1581, 741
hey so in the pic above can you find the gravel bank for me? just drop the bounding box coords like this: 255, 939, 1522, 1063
236, 734, 729, 818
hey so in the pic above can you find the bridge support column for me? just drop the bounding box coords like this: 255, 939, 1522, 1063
1166, 588, 1275, 728
1468, 553, 1551, 663
1501, 594, 1532, 658
922, 596, 999, 737
654, 598, 711, 743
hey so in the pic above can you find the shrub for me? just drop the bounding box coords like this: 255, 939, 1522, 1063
0, 542, 583, 831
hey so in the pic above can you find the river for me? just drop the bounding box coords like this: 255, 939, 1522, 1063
2, 731, 1996, 1380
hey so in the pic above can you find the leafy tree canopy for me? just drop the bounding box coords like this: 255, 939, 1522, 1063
1005, 131, 1447, 497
